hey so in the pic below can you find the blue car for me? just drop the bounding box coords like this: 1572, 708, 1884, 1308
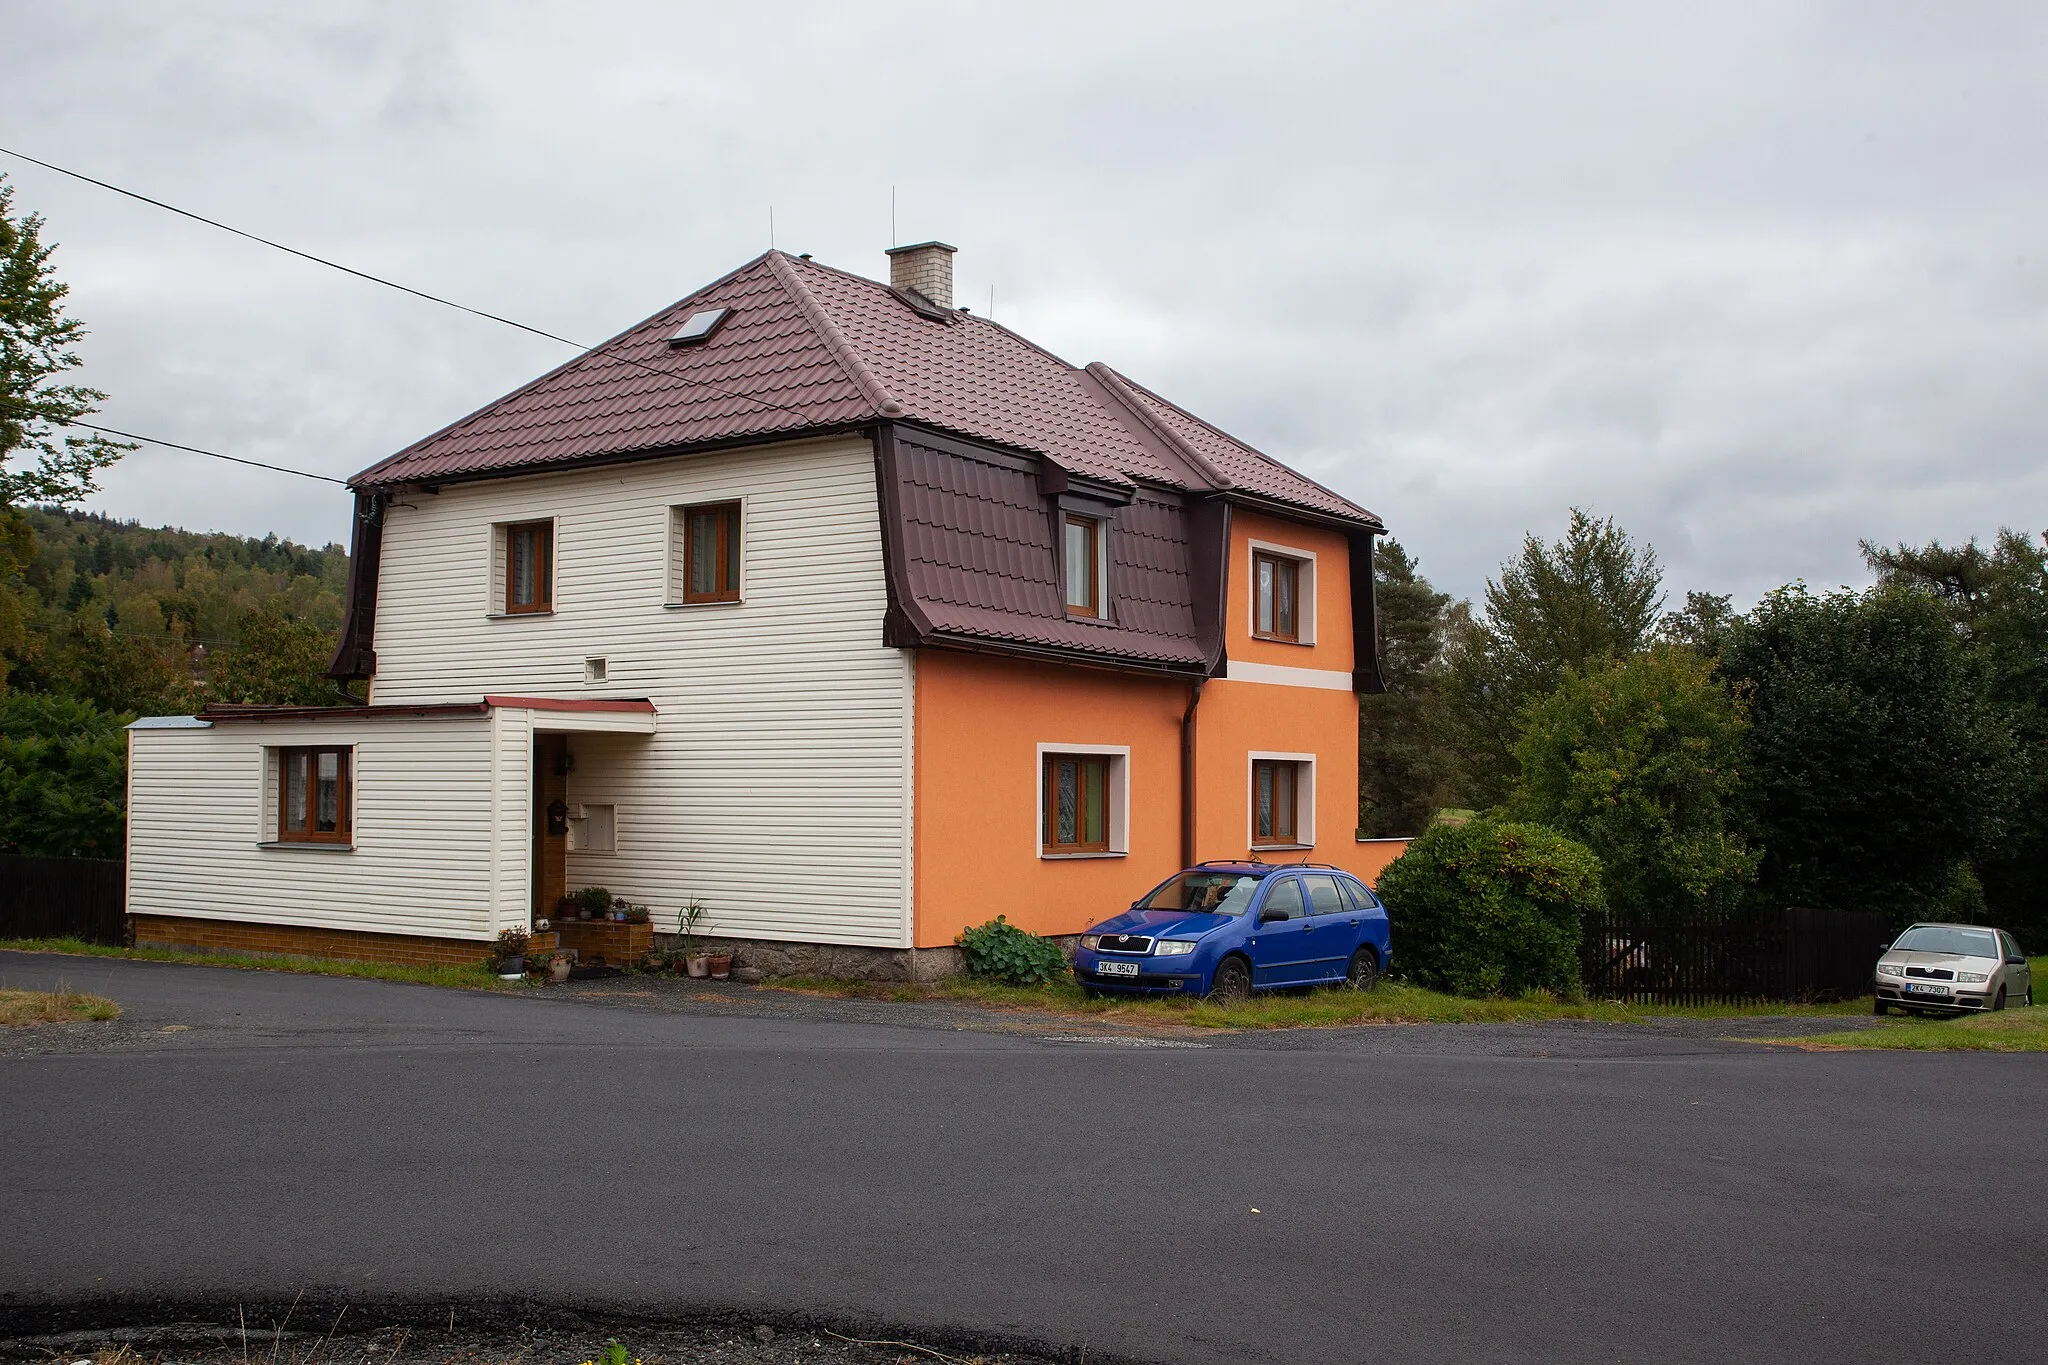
1072, 861, 1392, 1001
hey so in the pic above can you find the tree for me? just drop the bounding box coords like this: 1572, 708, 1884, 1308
208, 606, 341, 706
1864, 529, 2048, 948
0, 692, 129, 858
1358, 537, 1461, 836
1510, 645, 1757, 914
1719, 584, 2022, 912
1444, 508, 1666, 801
1, 175, 131, 508
1656, 590, 1736, 658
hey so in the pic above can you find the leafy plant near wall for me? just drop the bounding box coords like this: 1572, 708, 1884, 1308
957, 915, 1068, 987
574, 886, 614, 917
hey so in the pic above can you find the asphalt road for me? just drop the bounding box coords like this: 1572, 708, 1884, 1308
4, 952, 2044, 1365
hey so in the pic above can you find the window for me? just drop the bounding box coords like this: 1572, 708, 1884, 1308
1253, 550, 1299, 641
1260, 877, 1305, 920
1252, 758, 1303, 846
583, 656, 608, 684
1064, 514, 1101, 617
1043, 752, 1111, 853
277, 746, 351, 844
679, 502, 742, 603
1341, 877, 1381, 913
1300, 873, 1346, 916
504, 520, 553, 614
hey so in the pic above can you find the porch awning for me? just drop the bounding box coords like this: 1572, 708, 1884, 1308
484, 696, 658, 735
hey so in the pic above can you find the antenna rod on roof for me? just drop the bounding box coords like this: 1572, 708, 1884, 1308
768, 205, 775, 251
890, 185, 896, 247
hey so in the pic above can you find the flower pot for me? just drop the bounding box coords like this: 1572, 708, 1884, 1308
497, 955, 525, 980
686, 954, 710, 978
708, 952, 732, 981
549, 956, 572, 984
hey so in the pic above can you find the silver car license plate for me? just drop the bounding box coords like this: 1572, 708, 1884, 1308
1906, 983, 1951, 996
1097, 959, 1140, 978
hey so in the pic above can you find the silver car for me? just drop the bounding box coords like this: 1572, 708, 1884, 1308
1873, 922, 2034, 1016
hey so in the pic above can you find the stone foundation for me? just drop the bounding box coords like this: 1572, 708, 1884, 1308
132, 914, 491, 968
656, 933, 970, 983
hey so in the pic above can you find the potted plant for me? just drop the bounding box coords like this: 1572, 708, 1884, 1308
547, 952, 572, 985
625, 903, 651, 925
707, 949, 733, 981
575, 886, 613, 922
678, 899, 709, 976
492, 927, 530, 979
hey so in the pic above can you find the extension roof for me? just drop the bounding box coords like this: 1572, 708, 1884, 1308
350, 251, 1379, 528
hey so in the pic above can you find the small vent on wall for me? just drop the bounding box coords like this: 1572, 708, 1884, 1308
583, 656, 608, 684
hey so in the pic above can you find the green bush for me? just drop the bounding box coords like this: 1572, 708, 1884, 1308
1377, 817, 1604, 998
956, 914, 1068, 987
0, 692, 130, 858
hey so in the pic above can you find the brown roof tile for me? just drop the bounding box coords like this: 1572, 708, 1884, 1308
354, 252, 1381, 529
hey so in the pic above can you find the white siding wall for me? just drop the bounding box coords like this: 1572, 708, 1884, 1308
369, 436, 914, 948
127, 716, 508, 941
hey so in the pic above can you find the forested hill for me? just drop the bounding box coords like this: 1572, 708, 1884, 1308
2, 505, 349, 715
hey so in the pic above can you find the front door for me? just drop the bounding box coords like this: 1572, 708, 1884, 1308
530, 735, 568, 923
1245, 876, 1316, 986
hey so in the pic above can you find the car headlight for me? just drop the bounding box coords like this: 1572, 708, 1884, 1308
1153, 939, 1199, 957
1080, 935, 1101, 951
1957, 971, 1989, 984
1875, 962, 1904, 977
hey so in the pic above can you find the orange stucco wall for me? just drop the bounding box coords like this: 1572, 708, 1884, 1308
913, 511, 1401, 946
1227, 507, 1354, 675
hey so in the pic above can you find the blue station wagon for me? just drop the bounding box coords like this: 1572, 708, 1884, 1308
1072, 862, 1392, 1001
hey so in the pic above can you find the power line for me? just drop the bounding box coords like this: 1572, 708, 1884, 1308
1, 396, 351, 484
0, 145, 820, 425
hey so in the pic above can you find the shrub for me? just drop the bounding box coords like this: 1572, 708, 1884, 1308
956, 915, 1068, 986
0, 693, 130, 858
1376, 817, 1604, 998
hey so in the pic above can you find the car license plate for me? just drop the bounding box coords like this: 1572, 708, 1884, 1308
1096, 959, 1140, 978
1906, 983, 1951, 996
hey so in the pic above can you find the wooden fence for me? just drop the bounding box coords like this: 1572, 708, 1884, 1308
0, 855, 128, 946
1580, 904, 1893, 1005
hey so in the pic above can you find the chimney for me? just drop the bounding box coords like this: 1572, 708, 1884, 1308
886, 240, 956, 309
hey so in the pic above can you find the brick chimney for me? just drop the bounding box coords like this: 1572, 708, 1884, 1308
886, 240, 956, 309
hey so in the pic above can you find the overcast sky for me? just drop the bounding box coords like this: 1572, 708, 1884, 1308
3, 1, 2043, 606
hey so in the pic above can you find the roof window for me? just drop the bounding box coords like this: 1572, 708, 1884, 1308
666, 308, 731, 347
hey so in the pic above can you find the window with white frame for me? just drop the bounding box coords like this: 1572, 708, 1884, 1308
1037, 744, 1130, 857
1248, 751, 1316, 849
1247, 540, 1315, 645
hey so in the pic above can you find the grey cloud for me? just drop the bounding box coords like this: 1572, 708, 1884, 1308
2, 0, 2042, 606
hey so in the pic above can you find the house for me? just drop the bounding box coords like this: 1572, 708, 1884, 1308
124, 243, 1403, 976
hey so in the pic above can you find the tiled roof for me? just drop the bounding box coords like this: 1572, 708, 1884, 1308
353, 253, 1381, 528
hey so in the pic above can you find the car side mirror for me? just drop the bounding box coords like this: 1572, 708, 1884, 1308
1258, 907, 1290, 925
2009, 956, 2029, 965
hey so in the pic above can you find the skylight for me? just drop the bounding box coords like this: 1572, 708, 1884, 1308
666, 308, 731, 347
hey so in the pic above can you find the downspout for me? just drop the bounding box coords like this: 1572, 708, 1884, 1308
1180, 679, 1205, 868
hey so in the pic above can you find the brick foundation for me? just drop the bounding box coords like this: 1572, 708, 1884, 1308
654, 933, 978, 983
132, 914, 491, 968
553, 919, 652, 966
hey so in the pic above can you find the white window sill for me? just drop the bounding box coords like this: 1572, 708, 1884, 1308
1251, 635, 1315, 648
663, 599, 745, 610
1251, 843, 1314, 852
1039, 850, 1128, 860
257, 841, 355, 852
486, 611, 555, 620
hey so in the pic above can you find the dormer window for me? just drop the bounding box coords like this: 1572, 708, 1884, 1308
1249, 543, 1315, 645
1064, 514, 1102, 618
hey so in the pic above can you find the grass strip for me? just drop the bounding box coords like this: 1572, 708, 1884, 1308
769, 975, 1870, 1028
0, 936, 509, 992
1758, 1005, 2048, 1051
0, 985, 121, 1025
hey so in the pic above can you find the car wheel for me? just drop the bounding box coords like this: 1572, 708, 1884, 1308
1873, 998, 1888, 1016
1208, 955, 1252, 1005
1345, 949, 1381, 992
1993, 987, 2006, 1012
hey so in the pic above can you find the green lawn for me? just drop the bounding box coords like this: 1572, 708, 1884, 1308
773, 974, 1870, 1029
1759, 958, 2048, 1051
0, 936, 510, 992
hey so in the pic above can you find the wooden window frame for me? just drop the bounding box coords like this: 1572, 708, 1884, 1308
1064, 514, 1101, 619
1251, 758, 1302, 848
680, 501, 743, 604
503, 520, 554, 615
1042, 752, 1112, 854
1252, 550, 1301, 643
276, 745, 352, 845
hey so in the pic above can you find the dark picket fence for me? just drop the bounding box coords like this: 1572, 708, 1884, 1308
0, 855, 128, 945
1580, 904, 1893, 1005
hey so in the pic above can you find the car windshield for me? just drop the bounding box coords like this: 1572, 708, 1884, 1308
1138, 871, 1261, 915
1893, 926, 1999, 958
